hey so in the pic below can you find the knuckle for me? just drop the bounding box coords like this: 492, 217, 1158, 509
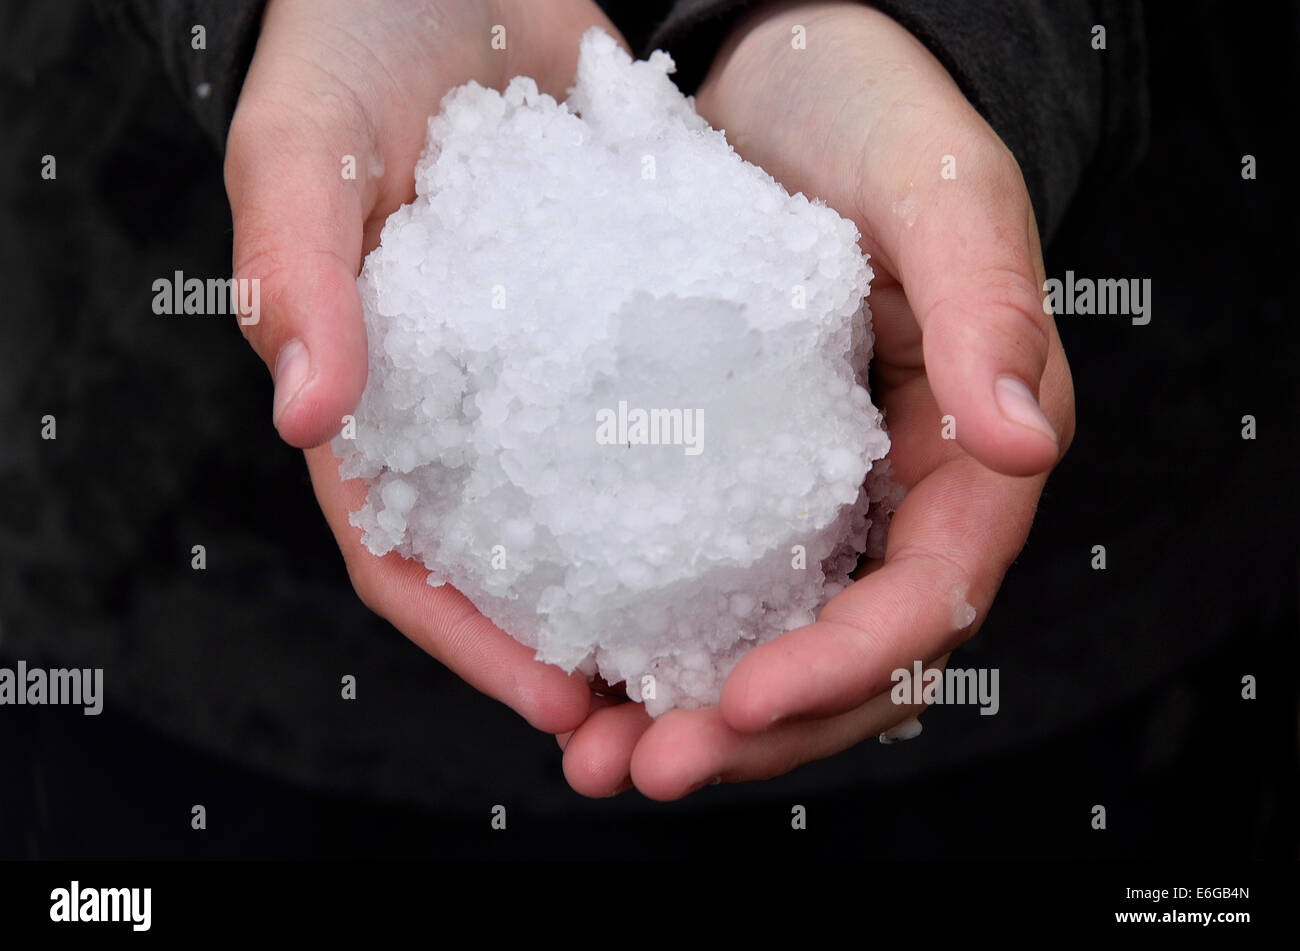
1053, 383, 1079, 455
227, 248, 292, 349
223, 95, 291, 196
928, 270, 1052, 365
986, 136, 1026, 188
956, 127, 1027, 195
892, 545, 975, 602
342, 554, 381, 616
974, 265, 1052, 337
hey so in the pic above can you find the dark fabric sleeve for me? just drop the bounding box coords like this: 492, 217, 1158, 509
646, 0, 1150, 243
94, 0, 268, 152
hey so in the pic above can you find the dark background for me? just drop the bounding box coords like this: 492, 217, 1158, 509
0, 2, 1295, 859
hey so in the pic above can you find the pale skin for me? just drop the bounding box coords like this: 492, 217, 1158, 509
225, 0, 1075, 800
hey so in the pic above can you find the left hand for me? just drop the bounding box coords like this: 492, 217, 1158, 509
558, 0, 1076, 799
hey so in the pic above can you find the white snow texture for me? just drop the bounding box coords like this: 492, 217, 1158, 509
333, 29, 891, 715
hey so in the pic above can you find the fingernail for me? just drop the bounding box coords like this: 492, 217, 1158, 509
879, 717, 924, 744
994, 375, 1057, 443
688, 775, 722, 794
605, 779, 633, 798
272, 339, 310, 429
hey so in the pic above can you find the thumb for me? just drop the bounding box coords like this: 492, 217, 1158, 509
885, 138, 1061, 477
223, 99, 370, 449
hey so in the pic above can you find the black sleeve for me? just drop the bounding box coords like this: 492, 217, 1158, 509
645, 0, 1150, 243
94, 0, 268, 152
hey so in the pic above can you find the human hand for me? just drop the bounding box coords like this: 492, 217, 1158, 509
224, 0, 626, 734
558, 0, 1076, 798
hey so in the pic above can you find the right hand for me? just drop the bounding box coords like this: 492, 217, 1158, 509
556, 1, 1076, 799
224, 0, 626, 734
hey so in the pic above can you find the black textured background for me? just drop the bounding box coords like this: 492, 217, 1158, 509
0, 2, 1295, 858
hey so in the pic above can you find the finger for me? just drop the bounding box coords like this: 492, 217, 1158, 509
556, 691, 627, 750
700, 4, 1061, 476
223, 76, 377, 449
305, 446, 593, 734
721, 453, 1040, 731
631, 687, 930, 802
892, 155, 1058, 477
845, 33, 1059, 476
562, 701, 652, 798
857, 287, 1075, 483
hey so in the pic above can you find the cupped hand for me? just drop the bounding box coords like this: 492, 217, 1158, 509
559, 0, 1076, 799
224, 0, 626, 734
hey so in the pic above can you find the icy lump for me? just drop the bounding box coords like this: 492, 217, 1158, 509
333, 29, 891, 715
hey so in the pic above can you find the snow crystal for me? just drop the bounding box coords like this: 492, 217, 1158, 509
333, 28, 891, 715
